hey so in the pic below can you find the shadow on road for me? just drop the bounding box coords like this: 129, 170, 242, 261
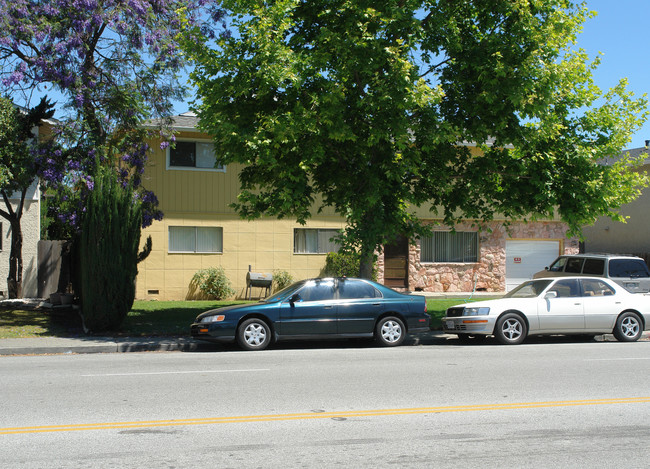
189, 330, 618, 353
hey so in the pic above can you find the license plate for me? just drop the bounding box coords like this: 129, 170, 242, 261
446, 320, 455, 329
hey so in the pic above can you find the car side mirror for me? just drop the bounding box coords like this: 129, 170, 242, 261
289, 293, 302, 304
544, 291, 557, 299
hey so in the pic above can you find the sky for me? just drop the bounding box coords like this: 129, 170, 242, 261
572, 0, 650, 149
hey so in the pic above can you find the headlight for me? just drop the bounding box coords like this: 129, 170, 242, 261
200, 314, 226, 323
462, 307, 490, 316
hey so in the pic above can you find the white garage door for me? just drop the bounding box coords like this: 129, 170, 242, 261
505, 240, 560, 291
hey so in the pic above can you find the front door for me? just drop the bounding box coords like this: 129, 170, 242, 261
537, 278, 585, 332
383, 235, 409, 289
279, 279, 337, 335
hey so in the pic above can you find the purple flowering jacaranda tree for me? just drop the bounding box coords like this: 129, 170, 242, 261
0, 0, 226, 234
0, 0, 226, 303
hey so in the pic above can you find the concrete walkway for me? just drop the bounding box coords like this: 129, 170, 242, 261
0, 336, 214, 356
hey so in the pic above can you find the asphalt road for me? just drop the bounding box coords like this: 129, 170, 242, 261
1, 337, 650, 468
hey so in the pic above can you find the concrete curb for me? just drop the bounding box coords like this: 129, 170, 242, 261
0, 337, 219, 356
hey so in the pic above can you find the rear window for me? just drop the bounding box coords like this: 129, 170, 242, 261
582, 258, 605, 275
608, 259, 650, 278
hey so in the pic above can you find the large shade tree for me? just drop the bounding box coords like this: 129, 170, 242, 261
183, 0, 647, 278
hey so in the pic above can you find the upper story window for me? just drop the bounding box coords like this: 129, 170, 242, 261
420, 231, 479, 263
167, 141, 225, 172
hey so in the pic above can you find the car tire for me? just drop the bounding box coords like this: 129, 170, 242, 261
613, 312, 643, 342
237, 318, 272, 351
495, 313, 527, 345
375, 316, 405, 347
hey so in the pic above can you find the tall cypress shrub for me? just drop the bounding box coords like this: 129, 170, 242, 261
79, 166, 143, 332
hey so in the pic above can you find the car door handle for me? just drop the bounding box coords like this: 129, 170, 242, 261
372, 303, 381, 306
323, 305, 333, 309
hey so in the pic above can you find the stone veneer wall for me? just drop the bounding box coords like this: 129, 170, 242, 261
377, 220, 579, 293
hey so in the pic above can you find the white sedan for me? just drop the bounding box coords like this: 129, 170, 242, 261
442, 277, 650, 344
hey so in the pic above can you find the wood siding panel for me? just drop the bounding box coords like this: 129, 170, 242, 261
145, 134, 243, 215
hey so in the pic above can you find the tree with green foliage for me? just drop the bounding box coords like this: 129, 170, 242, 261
183, 1, 648, 278
0, 96, 54, 298
78, 166, 143, 332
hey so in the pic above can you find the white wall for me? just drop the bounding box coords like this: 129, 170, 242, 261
0, 180, 41, 298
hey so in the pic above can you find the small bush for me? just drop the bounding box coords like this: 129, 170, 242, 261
191, 267, 235, 300
272, 270, 294, 292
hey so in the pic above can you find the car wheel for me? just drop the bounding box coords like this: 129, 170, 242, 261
495, 313, 527, 345
375, 316, 405, 347
237, 318, 271, 351
613, 312, 643, 342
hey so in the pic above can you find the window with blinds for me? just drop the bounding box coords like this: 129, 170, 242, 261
294, 229, 340, 254
420, 231, 478, 263
168, 226, 223, 253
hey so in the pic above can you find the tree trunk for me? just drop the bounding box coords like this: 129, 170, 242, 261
7, 217, 23, 299
358, 247, 374, 280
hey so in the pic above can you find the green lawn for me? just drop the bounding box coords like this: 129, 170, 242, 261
0, 298, 480, 339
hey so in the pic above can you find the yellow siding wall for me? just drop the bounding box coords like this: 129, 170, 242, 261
137, 131, 346, 300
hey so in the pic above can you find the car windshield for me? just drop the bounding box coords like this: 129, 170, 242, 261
504, 280, 553, 298
261, 281, 306, 303
548, 257, 567, 272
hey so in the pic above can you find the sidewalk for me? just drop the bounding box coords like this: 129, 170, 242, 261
0, 336, 216, 356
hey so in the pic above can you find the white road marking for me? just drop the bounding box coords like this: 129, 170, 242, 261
584, 358, 650, 361
81, 369, 270, 377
